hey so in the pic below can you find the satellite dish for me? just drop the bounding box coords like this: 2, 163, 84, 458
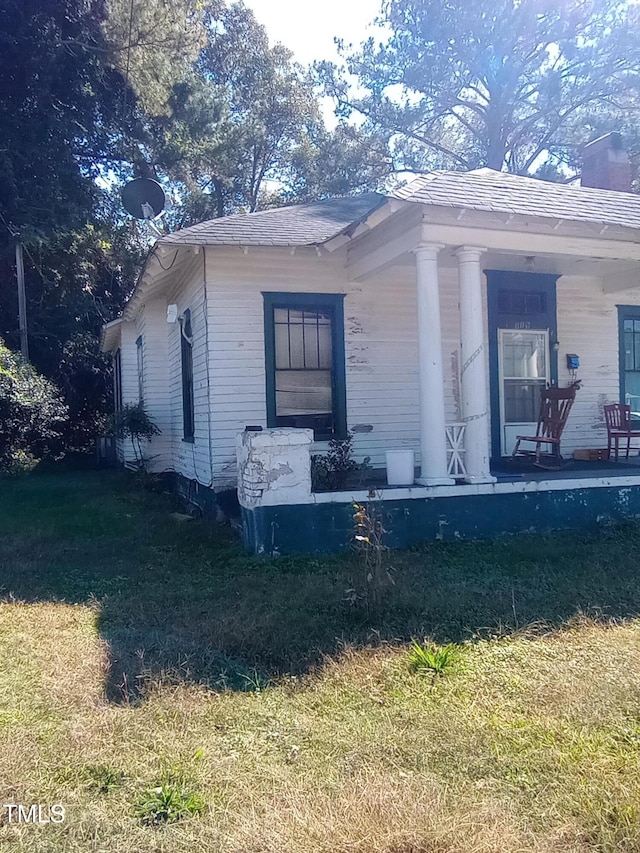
121, 177, 165, 220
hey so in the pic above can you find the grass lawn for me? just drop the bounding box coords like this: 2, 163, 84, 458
2, 470, 640, 851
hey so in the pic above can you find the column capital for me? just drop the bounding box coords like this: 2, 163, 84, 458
454, 245, 487, 261
414, 242, 446, 261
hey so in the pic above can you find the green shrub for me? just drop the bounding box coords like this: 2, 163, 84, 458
114, 402, 161, 467
135, 782, 204, 824
312, 431, 370, 490
407, 640, 460, 677
0, 338, 67, 472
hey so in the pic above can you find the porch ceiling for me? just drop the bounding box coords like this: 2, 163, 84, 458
377, 243, 639, 279
347, 207, 640, 286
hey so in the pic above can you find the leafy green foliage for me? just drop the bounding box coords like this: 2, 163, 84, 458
0, 338, 67, 472
114, 402, 160, 466
0, 0, 147, 451
408, 641, 460, 676
102, 0, 206, 116
135, 781, 204, 824
151, 2, 382, 225
311, 431, 364, 491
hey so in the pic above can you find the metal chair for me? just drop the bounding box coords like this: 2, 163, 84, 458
603, 403, 640, 461
512, 383, 580, 467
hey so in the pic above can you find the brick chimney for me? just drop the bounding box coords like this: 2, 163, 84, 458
581, 132, 632, 192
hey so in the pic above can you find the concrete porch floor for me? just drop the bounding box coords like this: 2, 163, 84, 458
312, 458, 640, 494
491, 457, 640, 483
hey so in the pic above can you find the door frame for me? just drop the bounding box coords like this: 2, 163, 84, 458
486, 270, 559, 459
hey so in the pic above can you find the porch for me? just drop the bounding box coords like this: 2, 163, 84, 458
236, 428, 640, 555
333, 172, 640, 486
312, 455, 640, 493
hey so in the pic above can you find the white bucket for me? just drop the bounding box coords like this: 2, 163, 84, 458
385, 449, 415, 486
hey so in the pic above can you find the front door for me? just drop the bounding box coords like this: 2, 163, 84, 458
498, 329, 550, 455
487, 271, 559, 458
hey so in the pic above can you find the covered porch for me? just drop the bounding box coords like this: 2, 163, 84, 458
335, 179, 640, 487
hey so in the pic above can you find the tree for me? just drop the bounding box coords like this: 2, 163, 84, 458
135, 2, 389, 224
318, 0, 640, 176
102, 0, 206, 116
0, 0, 390, 459
0, 0, 153, 451
0, 338, 68, 471
283, 124, 391, 203
139, 2, 323, 222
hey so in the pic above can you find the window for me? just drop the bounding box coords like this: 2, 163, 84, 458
497, 290, 546, 316
113, 348, 123, 412
181, 309, 194, 441
136, 336, 144, 402
263, 293, 346, 440
619, 307, 640, 419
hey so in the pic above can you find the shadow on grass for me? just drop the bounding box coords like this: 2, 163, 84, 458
2, 469, 640, 702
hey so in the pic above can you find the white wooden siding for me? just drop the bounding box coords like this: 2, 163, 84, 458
556, 275, 640, 455
134, 298, 172, 471
165, 253, 215, 486
205, 247, 463, 489
115, 320, 140, 464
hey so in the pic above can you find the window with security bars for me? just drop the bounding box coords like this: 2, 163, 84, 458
264, 294, 346, 439
623, 316, 640, 418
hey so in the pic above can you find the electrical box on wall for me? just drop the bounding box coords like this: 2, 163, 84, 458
566, 354, 580, 371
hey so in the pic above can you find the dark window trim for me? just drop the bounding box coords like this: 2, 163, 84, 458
617, 305, 640, 423
181, 308, 195, 441
113, 348, 123, 412
136, 335, 144, 403
263, 292, 347, 441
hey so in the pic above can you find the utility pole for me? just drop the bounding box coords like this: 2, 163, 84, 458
15, 240, 28, 360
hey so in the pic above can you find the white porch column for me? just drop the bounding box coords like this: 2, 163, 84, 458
414, 243, 454, 486
455, 246, 496, 484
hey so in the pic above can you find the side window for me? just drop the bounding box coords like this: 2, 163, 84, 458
619, 307, 640, 419
181, 309, 194, 441
263, 293, 347, 440
113, 348, 123, 411
136, 336, 144, 402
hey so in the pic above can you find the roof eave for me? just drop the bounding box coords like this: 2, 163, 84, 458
100, 317, 124, 353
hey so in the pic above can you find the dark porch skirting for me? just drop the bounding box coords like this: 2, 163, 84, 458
241, 483, 640, 556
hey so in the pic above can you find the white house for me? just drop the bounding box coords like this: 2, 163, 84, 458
102, 133, 640, 553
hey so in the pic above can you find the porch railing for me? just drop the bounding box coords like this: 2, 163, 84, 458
445, 422, 467, 477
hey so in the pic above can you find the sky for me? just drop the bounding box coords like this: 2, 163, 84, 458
240, 0, 386, 66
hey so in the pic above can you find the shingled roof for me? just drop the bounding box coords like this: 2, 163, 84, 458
391, 168, 640, 231
160, 193, 385, 247
155, 170, 640, 252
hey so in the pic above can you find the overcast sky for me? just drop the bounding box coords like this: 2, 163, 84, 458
240, 0, 386, 65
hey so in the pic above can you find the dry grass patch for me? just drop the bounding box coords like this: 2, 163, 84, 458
2, 472, 640, 850
3, 608, 640, 851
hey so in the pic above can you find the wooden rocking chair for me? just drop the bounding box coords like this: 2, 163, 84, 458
512, 382, 580, 468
